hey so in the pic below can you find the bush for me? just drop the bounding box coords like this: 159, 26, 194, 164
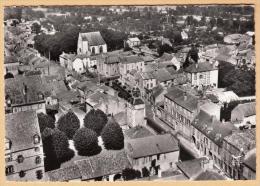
73, 128, 101, 156
101, 117, 124, 150
84, 109, 108, 136
57, 111, 80, 139
142, 167, 150, 177
37, 113, 55, 133
122, 168, 142, 181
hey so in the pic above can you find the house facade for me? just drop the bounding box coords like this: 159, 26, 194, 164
77, 32, 107, 55
125, 134, 179, 176
5, 110, 45, 181
126, 37, 141, 48
184, 62, 219, 88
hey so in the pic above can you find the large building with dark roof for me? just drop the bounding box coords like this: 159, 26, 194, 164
77, 31, 107, 55
5, 110, 45, 181
184, 62, 219, 88
125, 133, 179, 175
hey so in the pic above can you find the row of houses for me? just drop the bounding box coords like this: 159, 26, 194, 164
155, 86, 256, 180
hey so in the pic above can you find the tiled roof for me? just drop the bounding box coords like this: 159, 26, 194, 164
80, 31, 106, 46
192, 110, 236, 146
124, 126, 153, 140
128, 97, 144, 105
152, 85, 165, 98
193, 170, 226, 180
120, 55, 143, 64
176, 157, 207, 178
224, 129, 256, 153
126, 133, 179, 158
5, 110, 41, 152
47, 165, 81, 181
232, 102, 255, 118
105, 55, 120, 64
152, 68, 174, 82
243, 148, 256, 172
142, 55, 154, 62
158, 52, 173, 62
5, 75, 67, 106
140, 72, 155, 80
184, 62, 218, 73
75, 150, 131, 180
164, 87, 198, 112
127, 37, 140, 42
86, 91, 118, 107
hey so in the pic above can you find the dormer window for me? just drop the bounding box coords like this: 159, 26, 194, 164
33, 134, 40, 144
5, 139, 12, 150
17, 155, 24, 163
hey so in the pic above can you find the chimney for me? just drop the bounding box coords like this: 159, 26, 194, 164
183, 92, 187, 101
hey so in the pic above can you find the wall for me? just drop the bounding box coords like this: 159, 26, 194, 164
131, 151, 179, 174
12, 103, 46, 114
6, 145, 45, 181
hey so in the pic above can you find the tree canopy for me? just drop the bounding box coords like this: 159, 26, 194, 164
122, 168, 141, 181
101, 117, 124, 150
57, 111, 80, 139
37, 112, 55, 133
73, 128, 101, 156
84, 109, 108, 136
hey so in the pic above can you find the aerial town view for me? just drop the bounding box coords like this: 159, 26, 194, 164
4, 5, 256, 181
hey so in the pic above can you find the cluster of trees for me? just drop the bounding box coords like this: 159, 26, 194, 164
218, 61, 255, 97
38, 109, 125, 171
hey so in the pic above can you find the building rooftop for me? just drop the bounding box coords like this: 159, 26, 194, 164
184, 62, 218, 73
192, 110, 236, 146
232, 102, 256, 118
152, 68, 174, 82
224, 129, 256, 153
120, 55, 143, 64
126, 133, 179, 158
176, 157, 207, 178
79, 31, 106, 46
5, 110, 41, 152
47, 165, 81, 181
165, 86, 199, 112
124, 126, 153, 140
193, 170, 226, 180
243, 148, 256, 172
75, 150, 131, 180
127, 37, 140, 42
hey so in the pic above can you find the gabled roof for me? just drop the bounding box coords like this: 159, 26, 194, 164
140, 72, 155, 80
126, 134, 179, 158
75, 150, 131, 180
192, 110, 236, 146
152, 68, 174, 82
105, 55, 120, 64
193, 170, 226, 180
176, 157, 207, 178
224, 129, 255, 153
120, 55, 143, 64
164, 87, 198, 112
5, 110, 41, 152
232, 102, 255, 118
243, 148, 256, 172
47, 165, 81, 181
127, 37, 140, 42
79, 31, 106, 46
184, 62, 218, 73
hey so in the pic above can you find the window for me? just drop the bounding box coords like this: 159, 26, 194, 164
149, 156, 152, 161
17, 155, 24, 163
33, 134, 40, 144
169, 162, 173, 168
5, 140, 12, 150
164, 154, 167, 159
199, 74, 203, 79
36, 170, 43, 180
35, 147, 40, 152
6, 166, 14, 175
19, 170, 26, 178
157, 154, 160, 160
35, 156, 41, 164
194, 73, 197, 80
5, 154, 12, 162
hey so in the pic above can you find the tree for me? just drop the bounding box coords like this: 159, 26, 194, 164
31, 22, 41, 34
122, 168, 142, 181
84, 109, 108, 136
37, 112, 55, 133
73, 128, 101, 156
51, 128, 75, 163
142, 167, 150, 177
101, 117, 124, 150
57, 111, 80, 139
42, 128, 74, 170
